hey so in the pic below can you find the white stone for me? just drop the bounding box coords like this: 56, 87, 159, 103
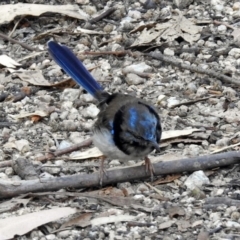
123, 62, 152, 73
60, 88, 80, 102
218, 24, 227, 32
15, 139, 30, 153
82, 104, 99, 118
167, 97, 180, 108
228, 48, 240, 58
128, 10, 141, 19
226, 221, 240, 228
184, 170, 210, 190
196, 86, 208, 97
126, 73, 145, 85
61, 101, 73, 110
164, 48, 175, 56
58, 140, 72, 150
80, 93, 95, 103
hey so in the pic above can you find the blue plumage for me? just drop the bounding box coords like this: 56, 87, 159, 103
47, 41, 103, 98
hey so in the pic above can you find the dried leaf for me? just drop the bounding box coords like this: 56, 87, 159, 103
0, 55, 21, 68
161, 138, 203, 148
0, 198, 31, 214
74, 27, 108, 35
129, 22, 157, 34
51, 78, 76, 89
9, 110, 48, 120
131, 11, 201, 47
16, 71, 51, 86
31, 115, 42, 123
0, 207, 76, 240
0, 3, 88, 25
91, 214, 135, 226
61, 212, 92, 228
162, 129, 202, 140
21, 87, 32, 96
70, 147, 103, 159
152, 174, 181, 186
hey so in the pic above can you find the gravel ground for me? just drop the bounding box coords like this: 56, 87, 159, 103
1, 0, 240, 239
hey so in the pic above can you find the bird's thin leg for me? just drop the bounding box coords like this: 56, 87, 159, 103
144, 156, 155, 181
99, 155, 107, 186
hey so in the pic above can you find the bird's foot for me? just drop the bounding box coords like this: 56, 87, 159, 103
144, 156, 155, 181
99, 156, 107, 186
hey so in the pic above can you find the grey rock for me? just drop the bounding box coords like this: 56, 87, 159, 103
126, 73, 144, 85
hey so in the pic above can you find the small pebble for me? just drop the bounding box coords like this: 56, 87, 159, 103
60, 89, 80, 102
126, 73, 145, 85
184, 170, 210, 190
164, 48, 175, 56
82, 104, 100, 119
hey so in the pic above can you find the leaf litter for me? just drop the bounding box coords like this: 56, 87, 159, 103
131, 10, 201, 47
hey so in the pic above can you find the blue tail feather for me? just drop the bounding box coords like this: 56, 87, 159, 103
48, 41, 103, 98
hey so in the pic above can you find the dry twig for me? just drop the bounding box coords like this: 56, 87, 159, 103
0, 31, 35, 51
0, 151, 240, 198
148, 52, 240, 86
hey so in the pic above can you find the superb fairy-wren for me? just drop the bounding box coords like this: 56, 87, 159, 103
48, 41, 162, 183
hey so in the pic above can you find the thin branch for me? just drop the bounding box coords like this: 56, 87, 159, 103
89, 7, 116, 23
169, 97, 212, 109
0, 150, 240, 198
8, 15, 26, 38
35, 138, 93, 162
0, 31, 35, 51
148, 52, 240, 86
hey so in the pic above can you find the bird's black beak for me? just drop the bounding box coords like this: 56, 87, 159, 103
151, 141, 160, 153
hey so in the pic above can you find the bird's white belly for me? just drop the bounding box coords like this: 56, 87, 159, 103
93, 128, 135, 160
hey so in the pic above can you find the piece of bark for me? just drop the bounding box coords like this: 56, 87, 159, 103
0, 151, 240, 199
12, 158, 38, 180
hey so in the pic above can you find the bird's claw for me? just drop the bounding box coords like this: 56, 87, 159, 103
144, 156, 155, 181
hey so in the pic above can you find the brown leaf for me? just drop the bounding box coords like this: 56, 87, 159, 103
51, 78, 76, 89
9, 110, 48, 120
61, 212, 92, 228
21, 87, 32, 96
152, 174, 181, 186
31, 115, 42, 123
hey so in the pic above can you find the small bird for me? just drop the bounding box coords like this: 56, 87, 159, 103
48, 41, 162, 184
